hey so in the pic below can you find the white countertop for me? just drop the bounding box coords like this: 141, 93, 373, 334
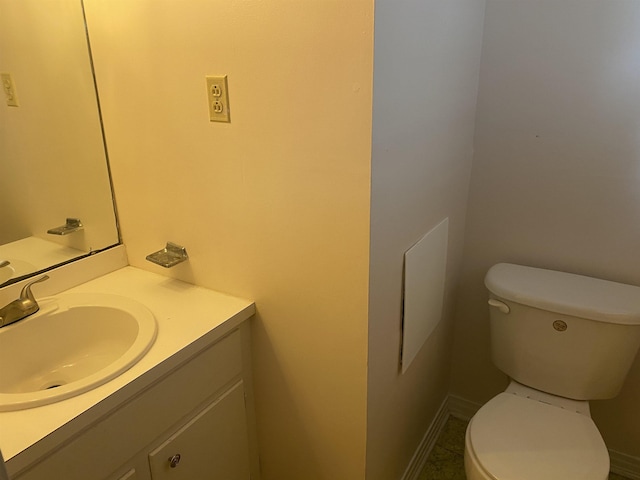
0, 266, 255, 465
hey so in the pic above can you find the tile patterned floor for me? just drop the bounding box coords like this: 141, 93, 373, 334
419, 416, 632, 480
419, 416, 467, 480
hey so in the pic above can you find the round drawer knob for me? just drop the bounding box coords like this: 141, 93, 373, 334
168, 454, 181, 468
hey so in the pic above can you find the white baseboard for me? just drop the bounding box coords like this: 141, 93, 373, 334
402, 393, 640, 480
446, 394, 482, 421
610, 449, 640, 480
400, 396, 450, 480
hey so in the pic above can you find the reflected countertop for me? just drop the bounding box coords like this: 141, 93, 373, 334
0, 237, 85, 285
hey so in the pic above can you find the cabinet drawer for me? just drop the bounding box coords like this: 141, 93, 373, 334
149, 381, 250, 480
15, 329, 243, 480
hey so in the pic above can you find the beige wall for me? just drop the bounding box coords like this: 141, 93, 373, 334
451, 0, 640, 457
83, 1, 374, 479
367, 1, 485, 478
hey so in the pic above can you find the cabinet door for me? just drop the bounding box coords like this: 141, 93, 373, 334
148, 381, 251, 480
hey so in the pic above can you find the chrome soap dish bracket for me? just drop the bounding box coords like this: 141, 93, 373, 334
146, 242, 189, 268
47, 218, 83, 235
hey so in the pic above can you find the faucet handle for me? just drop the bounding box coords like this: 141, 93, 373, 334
20, 274, 50, 303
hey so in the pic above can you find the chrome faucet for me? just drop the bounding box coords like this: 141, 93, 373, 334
0, 274, 49, 328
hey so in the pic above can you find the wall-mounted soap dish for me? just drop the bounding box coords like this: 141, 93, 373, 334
146, 242, 189, 268
47, 218, 83, 235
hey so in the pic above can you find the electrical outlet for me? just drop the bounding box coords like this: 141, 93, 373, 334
1, 73, 19, 107
205, 75, 230, 123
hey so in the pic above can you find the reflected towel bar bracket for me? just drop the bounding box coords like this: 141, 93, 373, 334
146, 242, 189, 268
47, 218, 83, 235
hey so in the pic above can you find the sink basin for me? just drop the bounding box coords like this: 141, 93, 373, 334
0, 292, 157, 411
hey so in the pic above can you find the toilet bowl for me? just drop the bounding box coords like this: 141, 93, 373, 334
463, 263, 640, 480
464, 382, 609, 480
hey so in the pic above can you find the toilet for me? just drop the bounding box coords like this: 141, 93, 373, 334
464, 263, 640, 480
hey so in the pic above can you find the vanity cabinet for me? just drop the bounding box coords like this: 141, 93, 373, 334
11, 323, 259, 480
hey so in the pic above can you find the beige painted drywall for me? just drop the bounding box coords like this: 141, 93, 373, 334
83, 1, 374, 479
451, 0, 640, 457
367, 1, 485, 478
0, 0, 118, 251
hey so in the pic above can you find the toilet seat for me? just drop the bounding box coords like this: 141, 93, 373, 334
466, 393, 609, 480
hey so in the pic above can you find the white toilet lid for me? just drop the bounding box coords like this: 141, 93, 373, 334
468, 393, 609, 480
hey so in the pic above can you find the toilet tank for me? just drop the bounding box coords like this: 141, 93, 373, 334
485, 263, 640, 400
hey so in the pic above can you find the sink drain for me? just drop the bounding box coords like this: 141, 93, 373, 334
40, 380, 67, 390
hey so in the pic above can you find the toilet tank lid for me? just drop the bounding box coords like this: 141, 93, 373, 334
485, 263, 640, 325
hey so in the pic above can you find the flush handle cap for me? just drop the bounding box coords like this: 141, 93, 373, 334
488, 299, 510, 314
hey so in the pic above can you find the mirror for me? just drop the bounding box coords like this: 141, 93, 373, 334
0, 0, 119, 287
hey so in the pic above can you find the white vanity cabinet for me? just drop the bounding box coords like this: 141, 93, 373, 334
9, 322, 260, 480
147, 381, 250, 480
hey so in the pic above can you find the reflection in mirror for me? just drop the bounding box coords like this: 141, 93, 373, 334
0, 0, 120, 286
